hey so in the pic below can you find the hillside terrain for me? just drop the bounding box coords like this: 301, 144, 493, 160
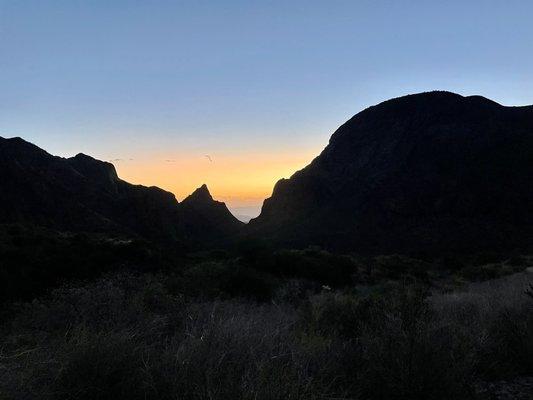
249, 91, 533, 254
0, 137, 242, 247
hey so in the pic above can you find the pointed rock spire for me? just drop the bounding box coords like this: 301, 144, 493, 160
182, 184, 214, 204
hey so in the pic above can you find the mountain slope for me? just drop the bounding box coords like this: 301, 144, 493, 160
249, 91, 533, 254
0, 137, 241, 245
179, 184, 244, 241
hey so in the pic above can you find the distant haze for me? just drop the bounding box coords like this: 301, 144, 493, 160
229, 206, 264, 223
2, 1, 533, 211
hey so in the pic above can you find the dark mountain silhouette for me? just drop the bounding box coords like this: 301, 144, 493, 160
179, 184, 244, 240
3, 91, 532, 255
0, 137, 242, 245
249, 91, 533, 254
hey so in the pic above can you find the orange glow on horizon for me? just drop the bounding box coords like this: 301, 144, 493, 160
113, 148, 320, 213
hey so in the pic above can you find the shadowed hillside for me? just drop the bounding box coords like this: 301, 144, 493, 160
249, 91, 533, 255
0, 137, 242, 246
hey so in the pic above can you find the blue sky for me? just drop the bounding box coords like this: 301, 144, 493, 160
1, 1, 533, 216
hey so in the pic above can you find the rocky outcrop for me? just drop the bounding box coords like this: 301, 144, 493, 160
179, 184, 244, 241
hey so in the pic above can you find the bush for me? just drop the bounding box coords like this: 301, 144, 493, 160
358, 286, 471, 400
298, 291, 375, 338
460, 263, 510, 281
180, 261, 278, 300
368, 255, 432, 282
0, 225, 161, 303
476, 305, 533, 379
268, 248, 360, 286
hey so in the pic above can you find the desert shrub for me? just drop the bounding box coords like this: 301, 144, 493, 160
298, 291, 375, 338
468, 252, 507, 266
0, 274, 178, 400
476, 304, 533, 379
430, 271, 533, 385
459, 263, 510, 281
180, 261, 278, 300
505, 255, 528, 266
438, 255, 467, 271
51, 330, 149, 400
357, 285, 471, 400
272, 279, 321, 305
1, 278, 184, 367
1, 328, 149, 400
368, 255, 431, 282
0, 225, 161, 302
268, 248, 359, 285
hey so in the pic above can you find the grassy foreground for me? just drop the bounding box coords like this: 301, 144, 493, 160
1, 265, 532, 400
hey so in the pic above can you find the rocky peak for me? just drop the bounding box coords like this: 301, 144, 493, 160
178, 184, 244, 239
182, 184, 214, 205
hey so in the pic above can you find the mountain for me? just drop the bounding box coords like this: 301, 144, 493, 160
249, 91, 533, 254
179, 184, 244, 240
0, 137, 242, 246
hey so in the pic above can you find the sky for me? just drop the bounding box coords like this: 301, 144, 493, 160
2, 1, 533, 218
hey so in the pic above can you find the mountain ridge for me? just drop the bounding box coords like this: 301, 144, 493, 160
248, 91, 533, 254
3, 91, 532, 254
0, 136, 241, 246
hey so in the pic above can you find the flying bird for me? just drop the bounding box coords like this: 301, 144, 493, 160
205, 155, 213, 162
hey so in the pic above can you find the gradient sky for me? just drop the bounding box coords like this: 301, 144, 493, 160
2, 1, 533, 217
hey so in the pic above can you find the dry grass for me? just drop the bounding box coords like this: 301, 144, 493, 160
1, 269, 532, 400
